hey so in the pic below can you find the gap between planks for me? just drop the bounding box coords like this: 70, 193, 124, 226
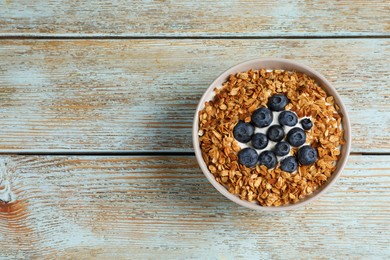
0, 151, 386, 156
0, 35, 389, 40
0, 150, 196, 156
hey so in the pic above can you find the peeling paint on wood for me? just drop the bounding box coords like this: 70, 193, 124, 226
0, 158, 16, 203
0, 39, 389, 152
0, 0, 389, 36
0, 155, 388, 258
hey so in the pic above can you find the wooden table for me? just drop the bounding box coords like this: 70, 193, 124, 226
0, 1, 389, 258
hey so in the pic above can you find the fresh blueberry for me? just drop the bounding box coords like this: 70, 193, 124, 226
258, 151, 277, 169
280, 156, 298, 173
251, 107, 273, 128
278, 111, 298, 126
297, 145, 318, 165
251, 133, 269, 150
268, 94, 289, 111
267, 125, 285, 142
287, 127, 306, 147
274, 141, 291, 156
238, 148, 258, 167
300, 118, 313, 130
233, 121, 254, 143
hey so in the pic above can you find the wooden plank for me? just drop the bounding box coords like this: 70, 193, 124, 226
0, 39, 389, 153
0, 0, 389, 36
0, 155, 388, 258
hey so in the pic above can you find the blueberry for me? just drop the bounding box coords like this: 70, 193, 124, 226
251, 133, 268, 150
268, 94, 289, 111
251, 107, 273, 128
280, 156, 298, 173
274, 141, 291, 156
300, 118, 313, 130
258, 151, 277, 169
267, 125, 285, 142
278, 111, 298, 126
287, 127, 306, 147
233, 121, 254, 143
238, 148, 258, 167
297, 145, 318, 165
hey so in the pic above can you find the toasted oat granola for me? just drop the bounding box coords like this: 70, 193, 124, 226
198, 69, 345, 206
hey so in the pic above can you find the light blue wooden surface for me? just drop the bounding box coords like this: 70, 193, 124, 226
0, 155, 389, 258
0, 0, 389, 259
0, 0, 389, 36
0, 39, 388, 153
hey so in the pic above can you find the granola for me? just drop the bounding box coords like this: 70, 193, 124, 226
198, 69, 345, 206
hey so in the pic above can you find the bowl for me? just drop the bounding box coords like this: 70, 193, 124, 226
192, 58, 351, 211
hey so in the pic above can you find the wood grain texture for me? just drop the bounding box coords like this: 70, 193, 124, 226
0, 0, 389, 36
0, 39, 389, 152
0, 155, 388, 259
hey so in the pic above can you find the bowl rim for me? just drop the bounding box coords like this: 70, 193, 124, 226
192, 58, 352, 211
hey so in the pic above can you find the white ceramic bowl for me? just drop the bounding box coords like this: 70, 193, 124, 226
193, 58, 351, 211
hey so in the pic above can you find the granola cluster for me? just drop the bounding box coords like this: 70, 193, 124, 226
198, 69, 345, 206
